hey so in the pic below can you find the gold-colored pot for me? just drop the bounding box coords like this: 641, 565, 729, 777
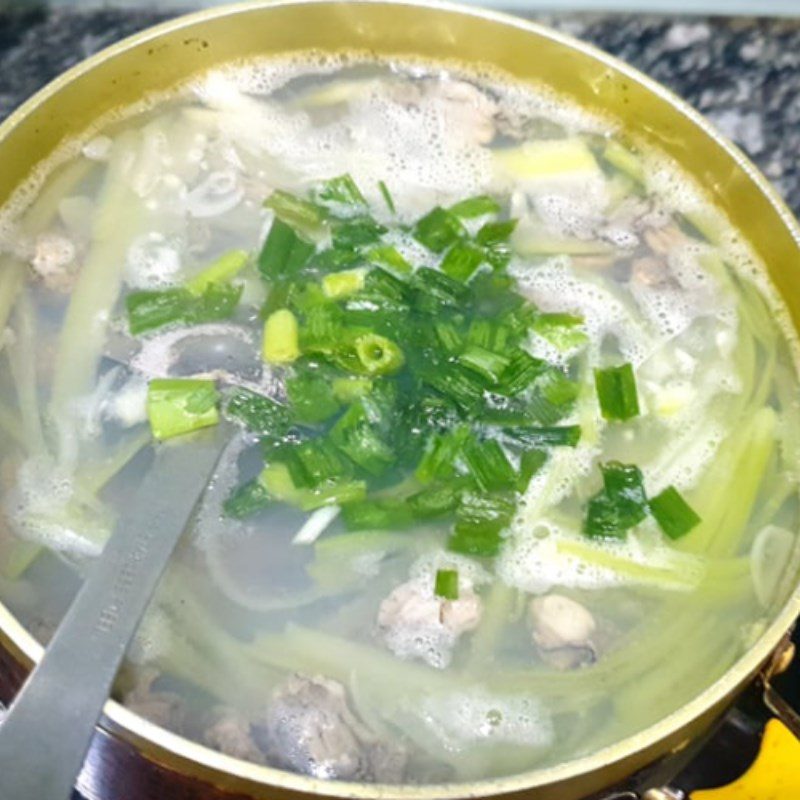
1, 3, 799, 799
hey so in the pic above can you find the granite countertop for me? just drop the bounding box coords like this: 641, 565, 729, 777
1, 6, 799, 217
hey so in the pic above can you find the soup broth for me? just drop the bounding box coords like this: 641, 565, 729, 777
1, 56, 799, 785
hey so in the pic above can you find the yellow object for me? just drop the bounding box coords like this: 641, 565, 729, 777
185, 249, 249, 295
261, 308, 300, 364
692, 719, 800, 800
322, 268, 366, 298
494, 138, 600, 179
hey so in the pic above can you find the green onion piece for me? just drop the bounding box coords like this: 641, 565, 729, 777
477, 219, 518, 269
649, 485, 701, 540
224, 480, 271, 519
462, 437, 517, 491
299, 305, 344, 354
193, 282, 243, 321
311, 247, 360, 272
258, 219, 316, 279
458, 344, 511, 384
146, 378, 220, 441
322, 268, 367, 299
333, 216, 387, 250
504, 425, 582, 448
476, 219, 518, 246
594, 363, 640, 421
265, 190, 327, 236
415, 426, 470, 483
518, 449, 547, 490
440, 242, 485, 282
448, 491, 516, 557
285, 370, 341, 424
353, 333, 405, 376
126, 282, 242, 336
314, 174, 367, 211
341, 499, 414, 531
407, 483, 461, 518
330, 403, 395, 476
185, 249, 249, 295
259, 462, 366, 512
262, 308, 300, 364
365, 245, 412, 275
496, 349, 545, 396
412, 267, 469, 313
225, 388, 289, 435
331, 377, 373, 403
434, 321, 464, 353
378, 180, 396, 214
421, 362, 485, 412
449, 195, 501, 219
283, 439, 354, 488
126, 288, 193, 336
434, 569, 459, 600
584, 461, 648, 539
363, 267, 410, 303
413, 207, 466, 253
532, 312, 588, 352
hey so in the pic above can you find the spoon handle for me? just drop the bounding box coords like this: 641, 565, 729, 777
0, 428, 227, 800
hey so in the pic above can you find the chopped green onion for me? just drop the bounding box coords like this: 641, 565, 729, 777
434, 568, 459, 600
496, 349, 545, 396
407, 483, 461, 518
258, 218, 315, 279
434, 321, 464, 353
440, 242, 485, 282
331, 377, 373, 403
413, 207, 465, 253
224, 480, 271, 519
146, 378, 220, 441
353, 333, 405, 376
185, 249, 249, 295
280, 438, 354, 488
285, 370, 341, 424
262, 308, 300, 364
458, 344, 511, 384
449, 195, 501, 219
421, 362, 485, 412
265, 190, 326, 236
503, 425, 581, 448
365, 245, 412, 275
259, 462, 366, 511
330, 403, 395, 476
448, 491, 516, 556
341, 499, 414, 531
649, 485, 701, 540
322, 268, 367, 299
333, 216, 386, 249
461, 437, 517, 491
415, 426, 470, 483
126, 282, 242, 336
378, 180, 396, 214
584, 461, 648, 539
412, 267, 469, 312
363, 267, 410, 304
476, 219, 517, 245
594, 363, 640, 421
518, 449, 547, 490
532, 313, 588, 352
225, 388, 289, 435
314, 174, 367, 211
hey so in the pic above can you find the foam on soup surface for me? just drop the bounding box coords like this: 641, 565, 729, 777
0, 56, 798, 784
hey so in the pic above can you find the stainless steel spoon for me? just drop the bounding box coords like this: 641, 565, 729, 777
0, 424, 229, 800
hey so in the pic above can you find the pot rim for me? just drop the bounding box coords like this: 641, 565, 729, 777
1, 1, 799, 797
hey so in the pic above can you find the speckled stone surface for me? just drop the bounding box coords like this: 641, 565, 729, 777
1, 7, 800, 215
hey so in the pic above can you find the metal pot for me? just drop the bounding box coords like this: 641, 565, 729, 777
0, 2, 799, 798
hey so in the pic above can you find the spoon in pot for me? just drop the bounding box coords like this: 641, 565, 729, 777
0, 424, 230, 800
